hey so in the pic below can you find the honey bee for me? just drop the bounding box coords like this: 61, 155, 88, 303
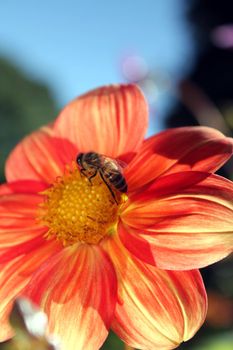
76, 152, 127, 203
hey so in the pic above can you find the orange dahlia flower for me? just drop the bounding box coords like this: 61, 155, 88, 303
1, 84, 233, 350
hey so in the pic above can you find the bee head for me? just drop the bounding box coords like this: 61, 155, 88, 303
76, 153, 84, 167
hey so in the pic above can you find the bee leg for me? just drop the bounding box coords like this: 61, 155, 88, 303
99, 171, 118, 204
80, 168, 96, 184
80, 168, 87, 177
88, 170, 98, 184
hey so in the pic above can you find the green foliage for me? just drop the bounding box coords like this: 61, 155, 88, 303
192, 332, 233, 350
0, 57, 58, 181
101, 331, 124, 350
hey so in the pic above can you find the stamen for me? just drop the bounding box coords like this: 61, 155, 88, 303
38, 162, 124, 245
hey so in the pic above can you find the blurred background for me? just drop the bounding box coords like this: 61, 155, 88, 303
0, 0, 233, 349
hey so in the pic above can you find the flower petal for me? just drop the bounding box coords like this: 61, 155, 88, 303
5, 127, 78, 184
0, 180, 47, 196
0, 185, 46, 249
0, 182, 61, 340
125, 127, 233, 192
103, 235, 207, 350
24, 244, 117, 350
54, 84, 148, 158
121, 172, 233, 270
0, 238, 60, 341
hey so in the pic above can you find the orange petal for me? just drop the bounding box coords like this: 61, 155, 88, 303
24, 244, 117, 350
103, 235, 207, 349
54, 84, 148, 158
0, 180, 47, 195
121, 172, 233, 270
125, 126, 233, 192
0, 186, 46, 249
5, 126, 78, 183
0, 238, 60, 341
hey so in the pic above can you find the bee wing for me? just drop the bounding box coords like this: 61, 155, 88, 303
103, 157, 127, 174
115, 158, 127, 170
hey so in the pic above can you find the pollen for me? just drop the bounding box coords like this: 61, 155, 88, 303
39, 163, 124, 246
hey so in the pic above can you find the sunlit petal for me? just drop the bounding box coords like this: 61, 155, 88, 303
54, 84, 148, 158
121, 172, 233, 269
6, 127, 78, 183
125, 126, 233, 192
0, 239, 60, 341
24, 244, 117, 350
103, 235, 207, 350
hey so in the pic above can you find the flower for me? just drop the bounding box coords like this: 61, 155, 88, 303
0, 84, 233, 350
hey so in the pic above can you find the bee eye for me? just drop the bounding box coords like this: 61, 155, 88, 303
76, 153, 83, 165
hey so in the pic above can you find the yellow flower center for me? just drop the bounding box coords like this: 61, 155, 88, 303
39, 163, 125, 246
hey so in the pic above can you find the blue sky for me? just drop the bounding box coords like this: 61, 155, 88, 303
0, 0, 194, 131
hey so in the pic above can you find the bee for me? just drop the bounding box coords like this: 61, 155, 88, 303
76, 152, 127, 203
